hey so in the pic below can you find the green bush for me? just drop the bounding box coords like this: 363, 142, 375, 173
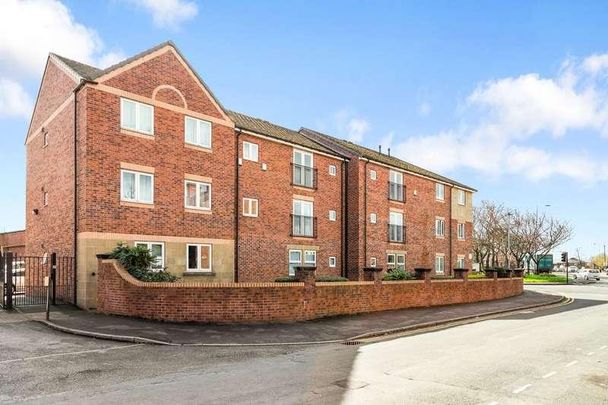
274, 275, 350, 282
431, 275, 455, 280
275, 276, 297, 282
467, 272, 487, 279
383, 268, 416, 281
109, 243, 178, 282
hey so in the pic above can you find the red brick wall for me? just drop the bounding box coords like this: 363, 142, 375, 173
97, 259, 523, 323
237, 133, 343, 281
0, 230, 26, 255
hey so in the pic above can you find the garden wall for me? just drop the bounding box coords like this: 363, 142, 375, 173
96, 259, 524, 323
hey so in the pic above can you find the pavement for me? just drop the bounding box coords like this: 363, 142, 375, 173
26, 290, 563, 345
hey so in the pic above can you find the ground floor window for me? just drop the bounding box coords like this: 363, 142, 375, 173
435, 254, 445, 274
135, 242, 164, 270
396, 254, 405, 269
329, 256, 336, 267
457, 256, 465, 269
187, 244, 212, 272
387, 253, 406, 270
370, 257, 377, 267
288, 250, 302, 276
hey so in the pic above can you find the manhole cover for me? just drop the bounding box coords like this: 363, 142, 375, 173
333, 379, 368, 390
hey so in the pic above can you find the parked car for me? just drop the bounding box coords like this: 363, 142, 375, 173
569, 268, 598, 282
589, 269, 601, 281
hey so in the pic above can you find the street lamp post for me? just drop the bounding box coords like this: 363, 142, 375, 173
506, 211, 512, 270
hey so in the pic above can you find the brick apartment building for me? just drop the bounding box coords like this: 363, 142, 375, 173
24, 41, 475, 308
0, 230, 26, 256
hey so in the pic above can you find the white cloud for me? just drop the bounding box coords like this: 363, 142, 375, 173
417, 101, 431, 117
123, 0, 198, 29
0, 0, 123, 121
333, 109, 370, 143
95, 51, 127, 69
390, 54, 608, 184
0, 79, 33, 118
346, 118, 370, 143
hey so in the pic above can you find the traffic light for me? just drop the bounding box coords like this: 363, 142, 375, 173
561, 252, 568, 263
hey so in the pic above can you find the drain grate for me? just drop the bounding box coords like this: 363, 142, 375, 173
342, 340, 362, 345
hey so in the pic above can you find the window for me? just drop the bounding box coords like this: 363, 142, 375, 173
121, 170, 154, 204
457, 256, 465, 269
457, 223, 465, 240
43, 191, 48, 206
389, 171, 404, 201
329, 210, 337, 221
370, 213, 377, 224
43, 131, 48, 147
435, 254, 445, 274
458, 189, 466, 205
121, 98, 153, 135
185, 116, 212, 148
288, 250, 302, 276
304, 250, 317, 266
370, 170, 377, 180
187, 244, 212, 272
243, 198, 259, 217
329, 165, 337, 176
329, 256, 337, 268
135, 242, 164, 270
397, 254, 406, 269
436, 183, 445, 201
387, 254, 396, 267
435, 218, 445, 237
292, 199, 314, 237
389, 212, 404, 242
370, 257, 377, 267
293, 149, 314, 188
184, 180, 211, 210
243, 141, 259, 162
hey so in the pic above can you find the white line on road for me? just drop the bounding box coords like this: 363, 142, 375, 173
587, 352, 595, 356
565, 360, 578, 368
542, 371, 557, 379
512, 384, 532, 394
0, 344, 142, 364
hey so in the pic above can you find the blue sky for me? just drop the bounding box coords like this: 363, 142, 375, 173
2, 0, 608, 259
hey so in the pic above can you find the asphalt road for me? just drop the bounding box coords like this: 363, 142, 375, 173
1, 282, 607, 404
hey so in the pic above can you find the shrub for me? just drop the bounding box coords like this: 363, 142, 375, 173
109, 243, 178, 282
383, 268, 416, 281
275, 276, 297, 283
274, 275, 350, 282
467, 272, 486, 279
431, 275, 455, 280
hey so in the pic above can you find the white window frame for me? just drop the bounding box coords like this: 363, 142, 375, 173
43, 131, 48, 147
329, 210, 337, 221
186, 244, 213, 272
304, 250, 317, 266
43, 191, 48, 207
370, 213, 377, 224
243, 198, 259, 217
185, 116, 212, 149
458, 189, 466, 205
329, 256, 337, 268
329, 165, 337, 176
436, 183, 445, 201
184, 180, 211, 211
435, 218, 445, 237
292, 199, 314, 237
288, 250, 302, 276
135, 241, 165, 271
389, 170, 403, 185
457, 223, 465, 240
387, 253, 396, 267
370, 257, 377, 268
396, 254, 406, 268
121, 98, 154, 135
121, 169, 154, 204
370, 170, 377, 180
435, 254, 445, 274
293, 149, 314, 168
457, 256, 465, 269
243, 141, 259, 162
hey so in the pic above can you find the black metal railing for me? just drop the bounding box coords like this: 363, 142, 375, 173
388, 224, 405, 243
291, 163, 317, 189
388, 181, 405, 202
291, 214, 317, 238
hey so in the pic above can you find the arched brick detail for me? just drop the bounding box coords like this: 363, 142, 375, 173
152, 85, 188, 109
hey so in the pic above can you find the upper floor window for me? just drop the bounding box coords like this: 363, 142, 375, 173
292, 149, 315, 188
458, 189, 466, 205
43, 191, 48, 206
370, 213, 377, 224
121, 98, 153, 135
435, 218, 445, 237
243, 141, 259, 162
42, 131, 48, 147
370, 170, 377, 180
185, 116, 212, 149
457, 223, 465, 240
243, 197, 259, 217
121, 169, 153, 204
135, 242, 164, 271
389, 211, 404, 243
185, 180, 211, 210
292, 199, 315, 237
329, 210, 337, 221
329, 165, 337, 176
389, 170, 404, 201
436, 183, 445, 201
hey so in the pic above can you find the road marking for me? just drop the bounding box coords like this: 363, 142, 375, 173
565, 360, 578, 368
587, 352, 595, 356
600, 345, 607, 350
512, 384, 532, 394
0, 344, 142, 364
542, 371, 557, 379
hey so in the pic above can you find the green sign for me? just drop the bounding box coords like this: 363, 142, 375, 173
536, 254, 553, 270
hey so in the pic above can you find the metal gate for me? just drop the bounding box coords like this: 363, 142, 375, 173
1, 252, 75, 309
